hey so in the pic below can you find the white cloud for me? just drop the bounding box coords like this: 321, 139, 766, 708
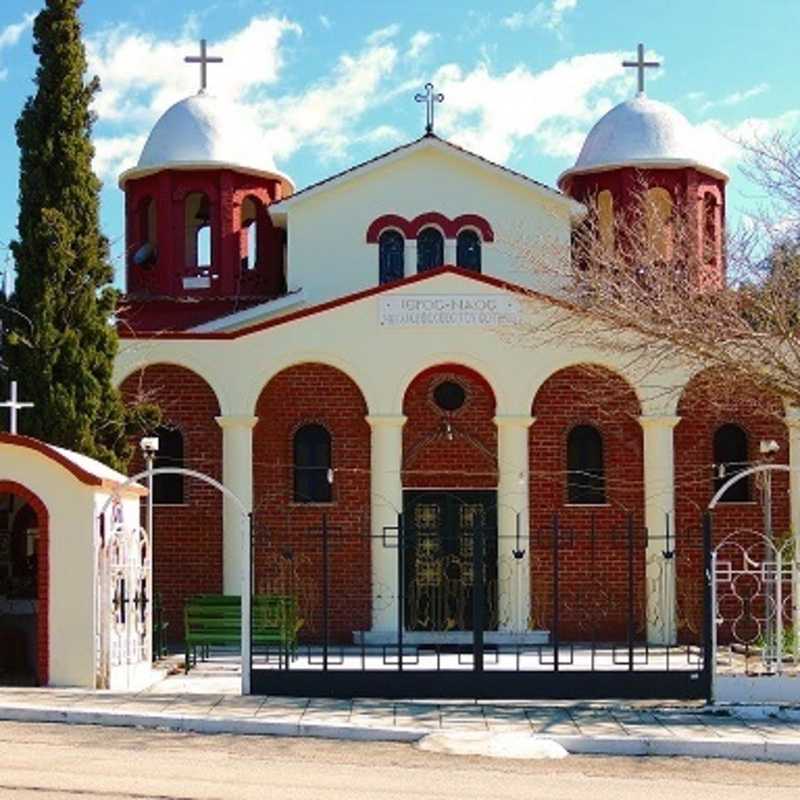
366, 23, 401, 45
692, 109, 800, 169
319, 14, 331, 29
0, 67, 7, 82
501, 0, 579, 33
433, 52, 629, 163
408, 31, 435, 60
693, 82, 770, 113
0, 12, 34, 50
89, 17, 404, 179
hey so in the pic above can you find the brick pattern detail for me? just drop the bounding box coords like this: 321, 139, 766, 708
402, 365, 497, 489
120, 365, 223, 642
674, 371, 790, 640
0, 480, 49, 685
253, 364, 371, 643
531, 366, 644, 639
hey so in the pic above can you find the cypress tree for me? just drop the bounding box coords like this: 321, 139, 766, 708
7, 0, 143, 470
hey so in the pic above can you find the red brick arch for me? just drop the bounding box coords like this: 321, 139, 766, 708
120, 363, 223, 641
402, 363, 498, 488
674, 369, 789, 639
0, 480, 49, 685
253, 363, 371, 642
530, 364, 644, 639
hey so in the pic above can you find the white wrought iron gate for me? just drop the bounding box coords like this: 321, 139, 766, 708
96, 520, 152, 690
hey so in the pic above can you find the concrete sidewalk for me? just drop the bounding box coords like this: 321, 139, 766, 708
2, 677, 800, 762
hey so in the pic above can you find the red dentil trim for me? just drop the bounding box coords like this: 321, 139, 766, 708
0, 479, 49, 685
119, 266, 573, 341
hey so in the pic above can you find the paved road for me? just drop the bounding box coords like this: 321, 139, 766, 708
2, 721, 800, 800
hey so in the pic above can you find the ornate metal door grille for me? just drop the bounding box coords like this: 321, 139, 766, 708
96, 522, 151, 689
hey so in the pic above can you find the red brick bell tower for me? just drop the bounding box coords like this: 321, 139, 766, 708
558, 49, 727, 288
117, 59, 294, 334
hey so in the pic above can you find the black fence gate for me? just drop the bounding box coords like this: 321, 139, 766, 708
249, 504, 713, 699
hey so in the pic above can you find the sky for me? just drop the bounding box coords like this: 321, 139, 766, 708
0, 0, 798, 289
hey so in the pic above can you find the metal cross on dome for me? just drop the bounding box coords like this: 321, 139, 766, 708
622, 42, 660, 95
1, 381, 33, 435
415, 82, 444, 135
184, 38, 223, 93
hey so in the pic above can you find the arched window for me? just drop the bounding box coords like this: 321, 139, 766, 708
240, 196, 259, 271
293, 424, 332, 503
713, 424, 750, 502
417, 227, 444, 272
703, 193, 718, 265
567, 425, 606, 504
597, 189, 614, 251
153, 426, 184, 505
456, 230, 481, 271
379, 229, 405, 284
644, 187, 673, 261
185, 192, 212, 269
133, 197, 158, 267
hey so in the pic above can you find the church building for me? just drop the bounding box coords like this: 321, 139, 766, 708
110, 42, 795, 663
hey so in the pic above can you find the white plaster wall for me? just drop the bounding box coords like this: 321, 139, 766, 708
0, 445, 97, 687
284, 145, 574, 306
114, 270, 692, 420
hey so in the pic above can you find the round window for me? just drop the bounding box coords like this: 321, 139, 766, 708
433, 380, 466, 412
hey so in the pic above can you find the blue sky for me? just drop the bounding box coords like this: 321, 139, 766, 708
0, 0, 798, 289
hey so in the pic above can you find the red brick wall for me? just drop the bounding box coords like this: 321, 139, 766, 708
531, 365, 644, 640
402, 364, 497, 489
120, 365, 223, 642
675, 370, 789, 641
252, 364, 371, 643
0, 480, 49, 685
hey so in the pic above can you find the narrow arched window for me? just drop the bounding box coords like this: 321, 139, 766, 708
703, 193, 718, 265
379, 230, 405, 284
597, 189, 614, 252
241, 196, 259, 271
133, 197, 158, 267
153, 426, 184, 505
644, 187, 673, 261
567, 425, 605, 504
293, 424, 332, 503
713, 424, 750, 502
456, 230, 481, 272
417, 227, 444, 272
185, 192, 212, 269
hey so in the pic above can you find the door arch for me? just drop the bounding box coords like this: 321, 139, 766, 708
0, 480, 49, 686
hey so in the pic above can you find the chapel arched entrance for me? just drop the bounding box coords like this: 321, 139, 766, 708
401, 364, 499, 634
0, 482, 48, 686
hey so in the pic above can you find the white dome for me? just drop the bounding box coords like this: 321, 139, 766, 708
119, 93, 293, 192
558, 94, 726, 187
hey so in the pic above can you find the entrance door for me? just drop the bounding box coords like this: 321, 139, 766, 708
403, 490, 497, 632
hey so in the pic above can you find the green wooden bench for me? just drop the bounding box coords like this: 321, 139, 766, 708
184, 594, 301, 672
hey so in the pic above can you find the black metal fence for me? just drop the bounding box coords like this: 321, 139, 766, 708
249, 502, 713, 699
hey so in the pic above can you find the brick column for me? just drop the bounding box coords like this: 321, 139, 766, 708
366, 414, 406, 634
215, 414, 258, 593
495, 414, 535, 632
639, 414, 680, 644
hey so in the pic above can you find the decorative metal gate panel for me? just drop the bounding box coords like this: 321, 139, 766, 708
250, 498, 713, 700
96, 520, 152, 690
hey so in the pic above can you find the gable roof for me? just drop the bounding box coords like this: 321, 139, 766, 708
270, 134, 585, 220
119, 265, 577, 342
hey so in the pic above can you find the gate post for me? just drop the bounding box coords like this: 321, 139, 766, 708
702, 510, 715, 701
397, 512, 404, 672
473, 523, 485, 672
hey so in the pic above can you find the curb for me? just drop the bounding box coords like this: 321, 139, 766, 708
2, 705, 800, 762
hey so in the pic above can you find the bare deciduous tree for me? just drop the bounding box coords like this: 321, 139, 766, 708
512, 133, 800, 412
